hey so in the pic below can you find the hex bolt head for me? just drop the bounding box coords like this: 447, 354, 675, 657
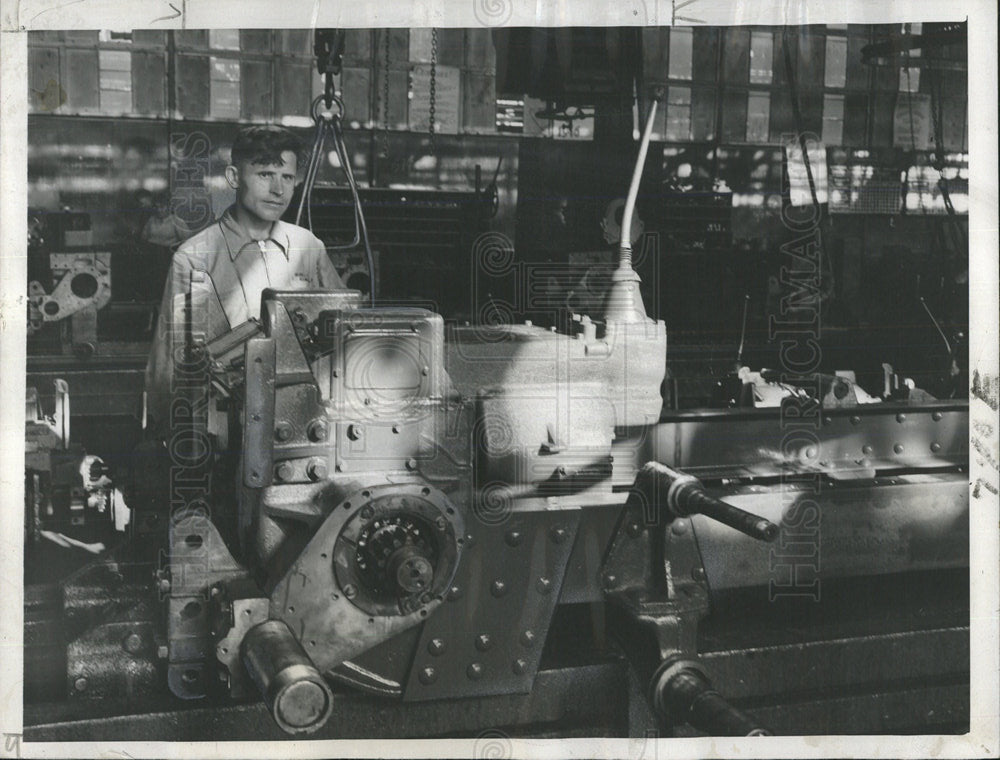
306, 458, 329, 482
428, 638, 446, 656
347, 423, 364, 441
307, 419, 329, 442
466, 662, 485, 680
512, 658, 529, 675
418, 666, 437, 685
274, 422, 293, 442
275, 462, 294, 482
490, 580, 507, 598
520, 630, 536, 649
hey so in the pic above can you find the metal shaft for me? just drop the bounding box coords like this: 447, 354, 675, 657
653, 660, 771, 736
242, 620, 334, 735
673, 481, 779, 542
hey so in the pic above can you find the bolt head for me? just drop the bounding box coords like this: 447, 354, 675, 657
275, 462, 294, 482
930, 442, 942, 453
512, 658, 529, 675
862, 444, 874, 456
490, 580, 507, 597
343, 584, 357, 599
466, 662, 485, 680
274, 422, 293, 442
306, 458, 328, 482
671, 519, 688, 535
73, 677, 88, 692
428, 638, 446, 656
504, 530, 523, 547
520, 630, 536, 648
893, 443, 905, 454
932, 411, 943, 421
347, 423, 364, 441
447, 585, 463, 601
475, 634, 493, 652
405, 458, 418, 471
536, 577, 552, 594
627, 522, 642, 537
307, 419, 329, 442
691, 566, 707, 581
850, 416, 861, 426
549, 526, 567, 544
418, 666, 437, 685
123, 632, 143, 655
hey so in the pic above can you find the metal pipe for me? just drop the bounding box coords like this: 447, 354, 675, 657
242, 620, 334, 735
618, 95, 660, 269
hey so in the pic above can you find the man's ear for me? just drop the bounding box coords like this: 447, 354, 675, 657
224, 164, 240, 190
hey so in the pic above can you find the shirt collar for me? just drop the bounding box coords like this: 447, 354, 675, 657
218, 205, 291, 260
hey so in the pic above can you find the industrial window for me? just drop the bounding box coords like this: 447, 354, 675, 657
669, 28, 693, 80
665, 86, 692, 140
824, 36, 847, 88
209, 29, 241, 51
210, 56, 241, 119
749, 32, 773, 84
746, 91, 770, 142
822, 94, 845, 145
98, 49, 132, 114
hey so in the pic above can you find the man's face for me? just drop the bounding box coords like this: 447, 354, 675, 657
233, 150, 298, 224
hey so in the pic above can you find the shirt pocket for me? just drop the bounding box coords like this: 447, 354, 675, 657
290, 270, 314, 288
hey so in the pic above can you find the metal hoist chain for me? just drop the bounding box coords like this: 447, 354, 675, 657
381, 30, 391, 159
429, 28, 438, 147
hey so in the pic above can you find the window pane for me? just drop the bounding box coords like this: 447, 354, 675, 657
750, 32, 773, 84
747, 92, 770, 142
899, 66, 920, 92
669, 28, 693, 80
822, 94, 845, 145
824, 36, 847, 88
665, 86, 691, 140
209, 29, 241, 51
211, 80, 241, 119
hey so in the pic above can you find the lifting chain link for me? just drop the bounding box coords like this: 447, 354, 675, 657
429, 28, 438, 146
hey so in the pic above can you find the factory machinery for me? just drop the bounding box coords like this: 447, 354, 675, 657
22, 96, 969, 741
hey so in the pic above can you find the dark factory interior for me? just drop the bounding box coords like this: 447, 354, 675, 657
20, 23, 973, 742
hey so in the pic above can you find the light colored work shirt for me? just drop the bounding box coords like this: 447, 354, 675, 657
144, 205, 345, 431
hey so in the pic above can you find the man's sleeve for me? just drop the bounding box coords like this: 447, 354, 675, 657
144, 250, 193, 434
311, 234, 347, 289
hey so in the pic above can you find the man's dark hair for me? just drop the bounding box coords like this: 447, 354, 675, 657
230, 126, 305, 170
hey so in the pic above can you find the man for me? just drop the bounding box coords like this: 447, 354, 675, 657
144, 126, 346, 433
